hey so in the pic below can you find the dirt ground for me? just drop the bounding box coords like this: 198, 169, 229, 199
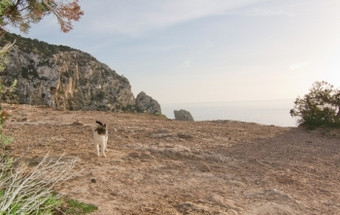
2, 104, 340, 215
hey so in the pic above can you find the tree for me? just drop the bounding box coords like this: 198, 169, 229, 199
290, 81, 340, 128
1, 0, 83, 33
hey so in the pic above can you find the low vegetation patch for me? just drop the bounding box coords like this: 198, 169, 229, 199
60, 199, 98, 215
290, 81, 340, 129
0, 153, 98, 215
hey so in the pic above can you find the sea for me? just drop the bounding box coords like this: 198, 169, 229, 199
161, 99, 298, 127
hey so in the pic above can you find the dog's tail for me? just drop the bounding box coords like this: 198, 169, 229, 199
96, 120, 104, 126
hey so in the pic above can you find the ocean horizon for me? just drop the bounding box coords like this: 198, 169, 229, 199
162, 99, 298, 127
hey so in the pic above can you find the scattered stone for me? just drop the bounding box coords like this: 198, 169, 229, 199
70, 120, 84, 126
177, 133, 193, 140
91, 178, 97, 183
149, 132, 172, 138
198, 161, 212, 172
176, 202, 210, 214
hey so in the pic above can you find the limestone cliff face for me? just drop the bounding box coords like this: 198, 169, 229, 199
0, 32, 135, 111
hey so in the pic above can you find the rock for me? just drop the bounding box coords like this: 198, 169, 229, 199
0, 31, 135, 111
176, 202, 210, 214
174, 109, 194, 121
135, 91, 161, 115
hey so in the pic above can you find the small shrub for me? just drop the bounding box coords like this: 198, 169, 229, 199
290, 81, 340, 129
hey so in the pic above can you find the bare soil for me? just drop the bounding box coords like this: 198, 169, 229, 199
3, 104, 340, 215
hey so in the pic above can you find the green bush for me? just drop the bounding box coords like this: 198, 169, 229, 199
290, 81, 340, 129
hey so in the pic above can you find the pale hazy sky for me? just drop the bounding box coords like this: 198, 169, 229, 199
6, 0, 340, 104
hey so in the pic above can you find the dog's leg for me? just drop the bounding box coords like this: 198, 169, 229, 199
96, 143, 100, 157
102, 141, 107, 158
98, 135, 105, 157
105, 134, 108, 152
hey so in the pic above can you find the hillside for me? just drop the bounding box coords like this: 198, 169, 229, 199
3, 104, 340, 214
0, 31, 161, 114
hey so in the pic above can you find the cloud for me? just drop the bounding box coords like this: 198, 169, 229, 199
240, 8, 295, 17
80, 0, 267, 36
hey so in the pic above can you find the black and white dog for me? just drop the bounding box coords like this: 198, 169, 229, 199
94, 121, 108, 157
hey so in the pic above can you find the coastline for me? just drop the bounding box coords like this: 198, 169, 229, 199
162, 99, 297, 127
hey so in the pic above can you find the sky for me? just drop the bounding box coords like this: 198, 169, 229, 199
6, 0, 340, 105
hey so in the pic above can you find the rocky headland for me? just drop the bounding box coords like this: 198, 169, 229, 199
0, 31, 160, 114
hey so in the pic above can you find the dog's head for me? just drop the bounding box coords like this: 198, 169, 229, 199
95, 120, 107, 135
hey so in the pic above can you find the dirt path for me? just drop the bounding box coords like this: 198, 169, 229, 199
3, 104, 340, 214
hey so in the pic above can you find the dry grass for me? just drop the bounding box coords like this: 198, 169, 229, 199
0, 153, 77, 214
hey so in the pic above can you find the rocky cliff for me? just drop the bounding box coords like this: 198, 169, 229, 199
0, 32, 159, 113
